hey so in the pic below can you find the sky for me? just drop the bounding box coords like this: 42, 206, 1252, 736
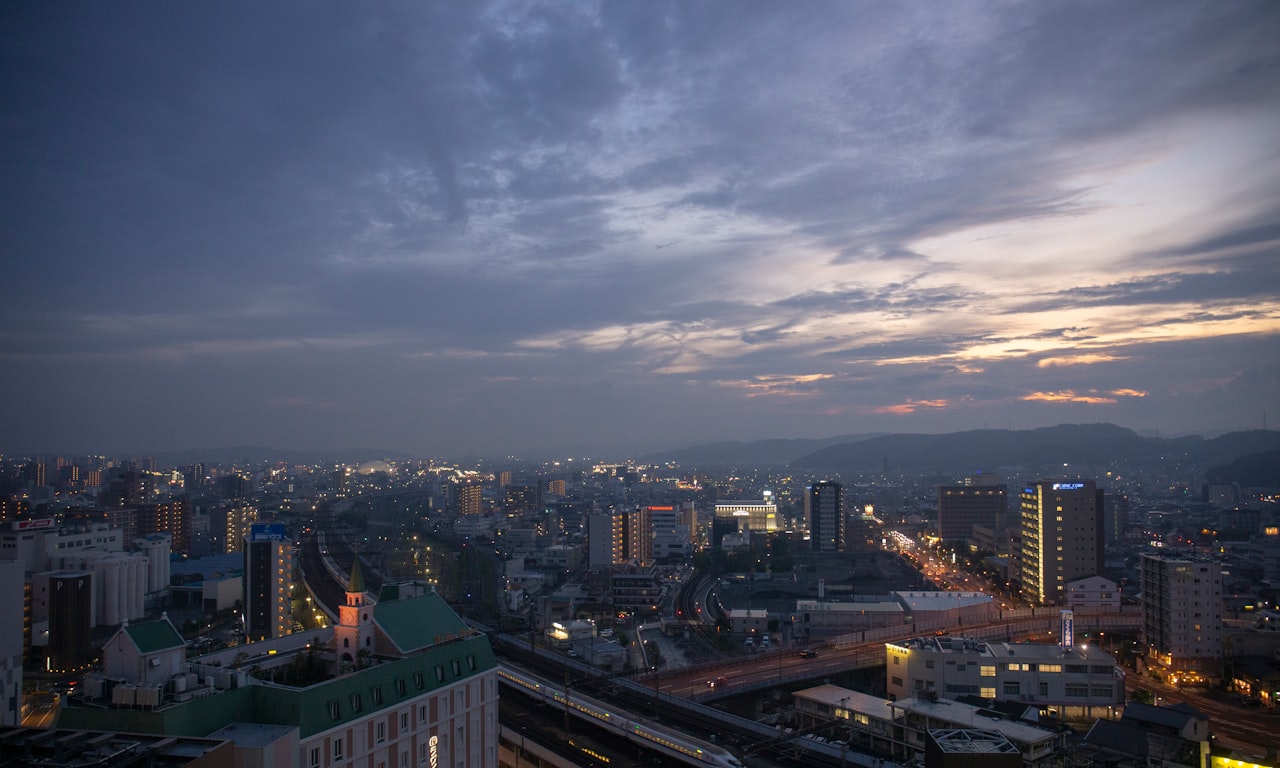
2, 1, 1279, 459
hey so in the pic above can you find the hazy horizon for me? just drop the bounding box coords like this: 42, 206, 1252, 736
3, 2, 1278, 458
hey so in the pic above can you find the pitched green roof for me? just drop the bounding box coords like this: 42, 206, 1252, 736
375, 591, 469, 654
126, 618, 185, 653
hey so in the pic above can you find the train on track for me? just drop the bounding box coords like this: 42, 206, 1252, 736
498, 665, 745, 768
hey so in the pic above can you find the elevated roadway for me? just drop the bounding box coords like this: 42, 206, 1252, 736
653, 609, 1142, 701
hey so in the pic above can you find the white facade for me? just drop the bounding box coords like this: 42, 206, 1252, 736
133, 533, 172, 596
886, 635, 1123, 713
0, 521, 123, 574
1065, 575, 1120, 612
55, 550, 148, 627
1141, 554, 1223, 683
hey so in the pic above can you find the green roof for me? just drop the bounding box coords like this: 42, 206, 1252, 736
375, 591, 469, 654
57, 634, 496, 740
126, 618, 185, 653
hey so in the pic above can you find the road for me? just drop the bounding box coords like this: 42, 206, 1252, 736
1126, 675, 1280, 754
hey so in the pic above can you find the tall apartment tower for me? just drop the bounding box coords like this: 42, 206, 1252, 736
937, 483, 1007, 544
1019, 480, 1103, 605
242, 523, 290, 641
456, 482, 483, 516
586, 512, 622, 569
1141, 554, 1223, 684
808, 481, 845, 552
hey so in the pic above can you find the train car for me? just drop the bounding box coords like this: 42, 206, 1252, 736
498, 666, 745, 768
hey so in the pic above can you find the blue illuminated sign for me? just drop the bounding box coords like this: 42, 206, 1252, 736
1052, 482, 1085, 490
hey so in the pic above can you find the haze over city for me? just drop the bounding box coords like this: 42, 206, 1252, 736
2, 2, 1278, 458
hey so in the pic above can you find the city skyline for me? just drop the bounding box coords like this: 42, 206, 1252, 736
2, 2, 1278, 457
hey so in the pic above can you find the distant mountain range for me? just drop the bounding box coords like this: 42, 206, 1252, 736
640, 434, 887, 467
1205, 448, 1280, 487
646, 424, 1280, 476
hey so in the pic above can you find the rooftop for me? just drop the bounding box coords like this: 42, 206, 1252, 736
890, 696, 1059, 746
123, 616, 185, 654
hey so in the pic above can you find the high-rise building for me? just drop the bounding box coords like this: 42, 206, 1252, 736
1018, 480, 1103, 605
937, 484, 1007, 545
44, 570, 93, 672
586, 507, 654, 566
1141, 554, 1223, 685
808, 481, 845, 552
503, 484, 540, 514
586, 512, 622, 568
222, 502, 259, 553
243, 523, 291, 641
1103, 492, 1130, 544
648, 504, 694, 559
0, 560, 23, 725
457, 482, 483, 516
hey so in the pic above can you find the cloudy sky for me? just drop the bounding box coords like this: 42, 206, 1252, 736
2, 1, 1279, 458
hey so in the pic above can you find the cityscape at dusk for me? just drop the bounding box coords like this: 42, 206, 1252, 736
2, 2, 1278, 458
3, 3, 1280, 768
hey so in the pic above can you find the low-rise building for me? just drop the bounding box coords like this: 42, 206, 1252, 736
795, 599, 904, 637
792, 683, 1066, 766
1065, 575, 1120, 612
892, 591, 996, 627
885, 635, 1123, 717
728, 609, 769, 637
1080, 702, 1210, 768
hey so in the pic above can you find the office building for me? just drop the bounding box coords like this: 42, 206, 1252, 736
808, 481, 845, 552
243, 523, 291, 641
0, 519, 123, 574
1141, 554, 1223, 685
937, 484, 1007, 545
715, 492, 778, 534
885, 635, 1122, 716
1018, 480, 1103, 605
648, 503, 695, 559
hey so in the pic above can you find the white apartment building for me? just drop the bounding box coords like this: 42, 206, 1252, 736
1141, 553, 1223, 685
886, 635, 1123, 717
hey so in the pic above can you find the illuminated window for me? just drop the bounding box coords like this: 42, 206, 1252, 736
980, 665, 996, 677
